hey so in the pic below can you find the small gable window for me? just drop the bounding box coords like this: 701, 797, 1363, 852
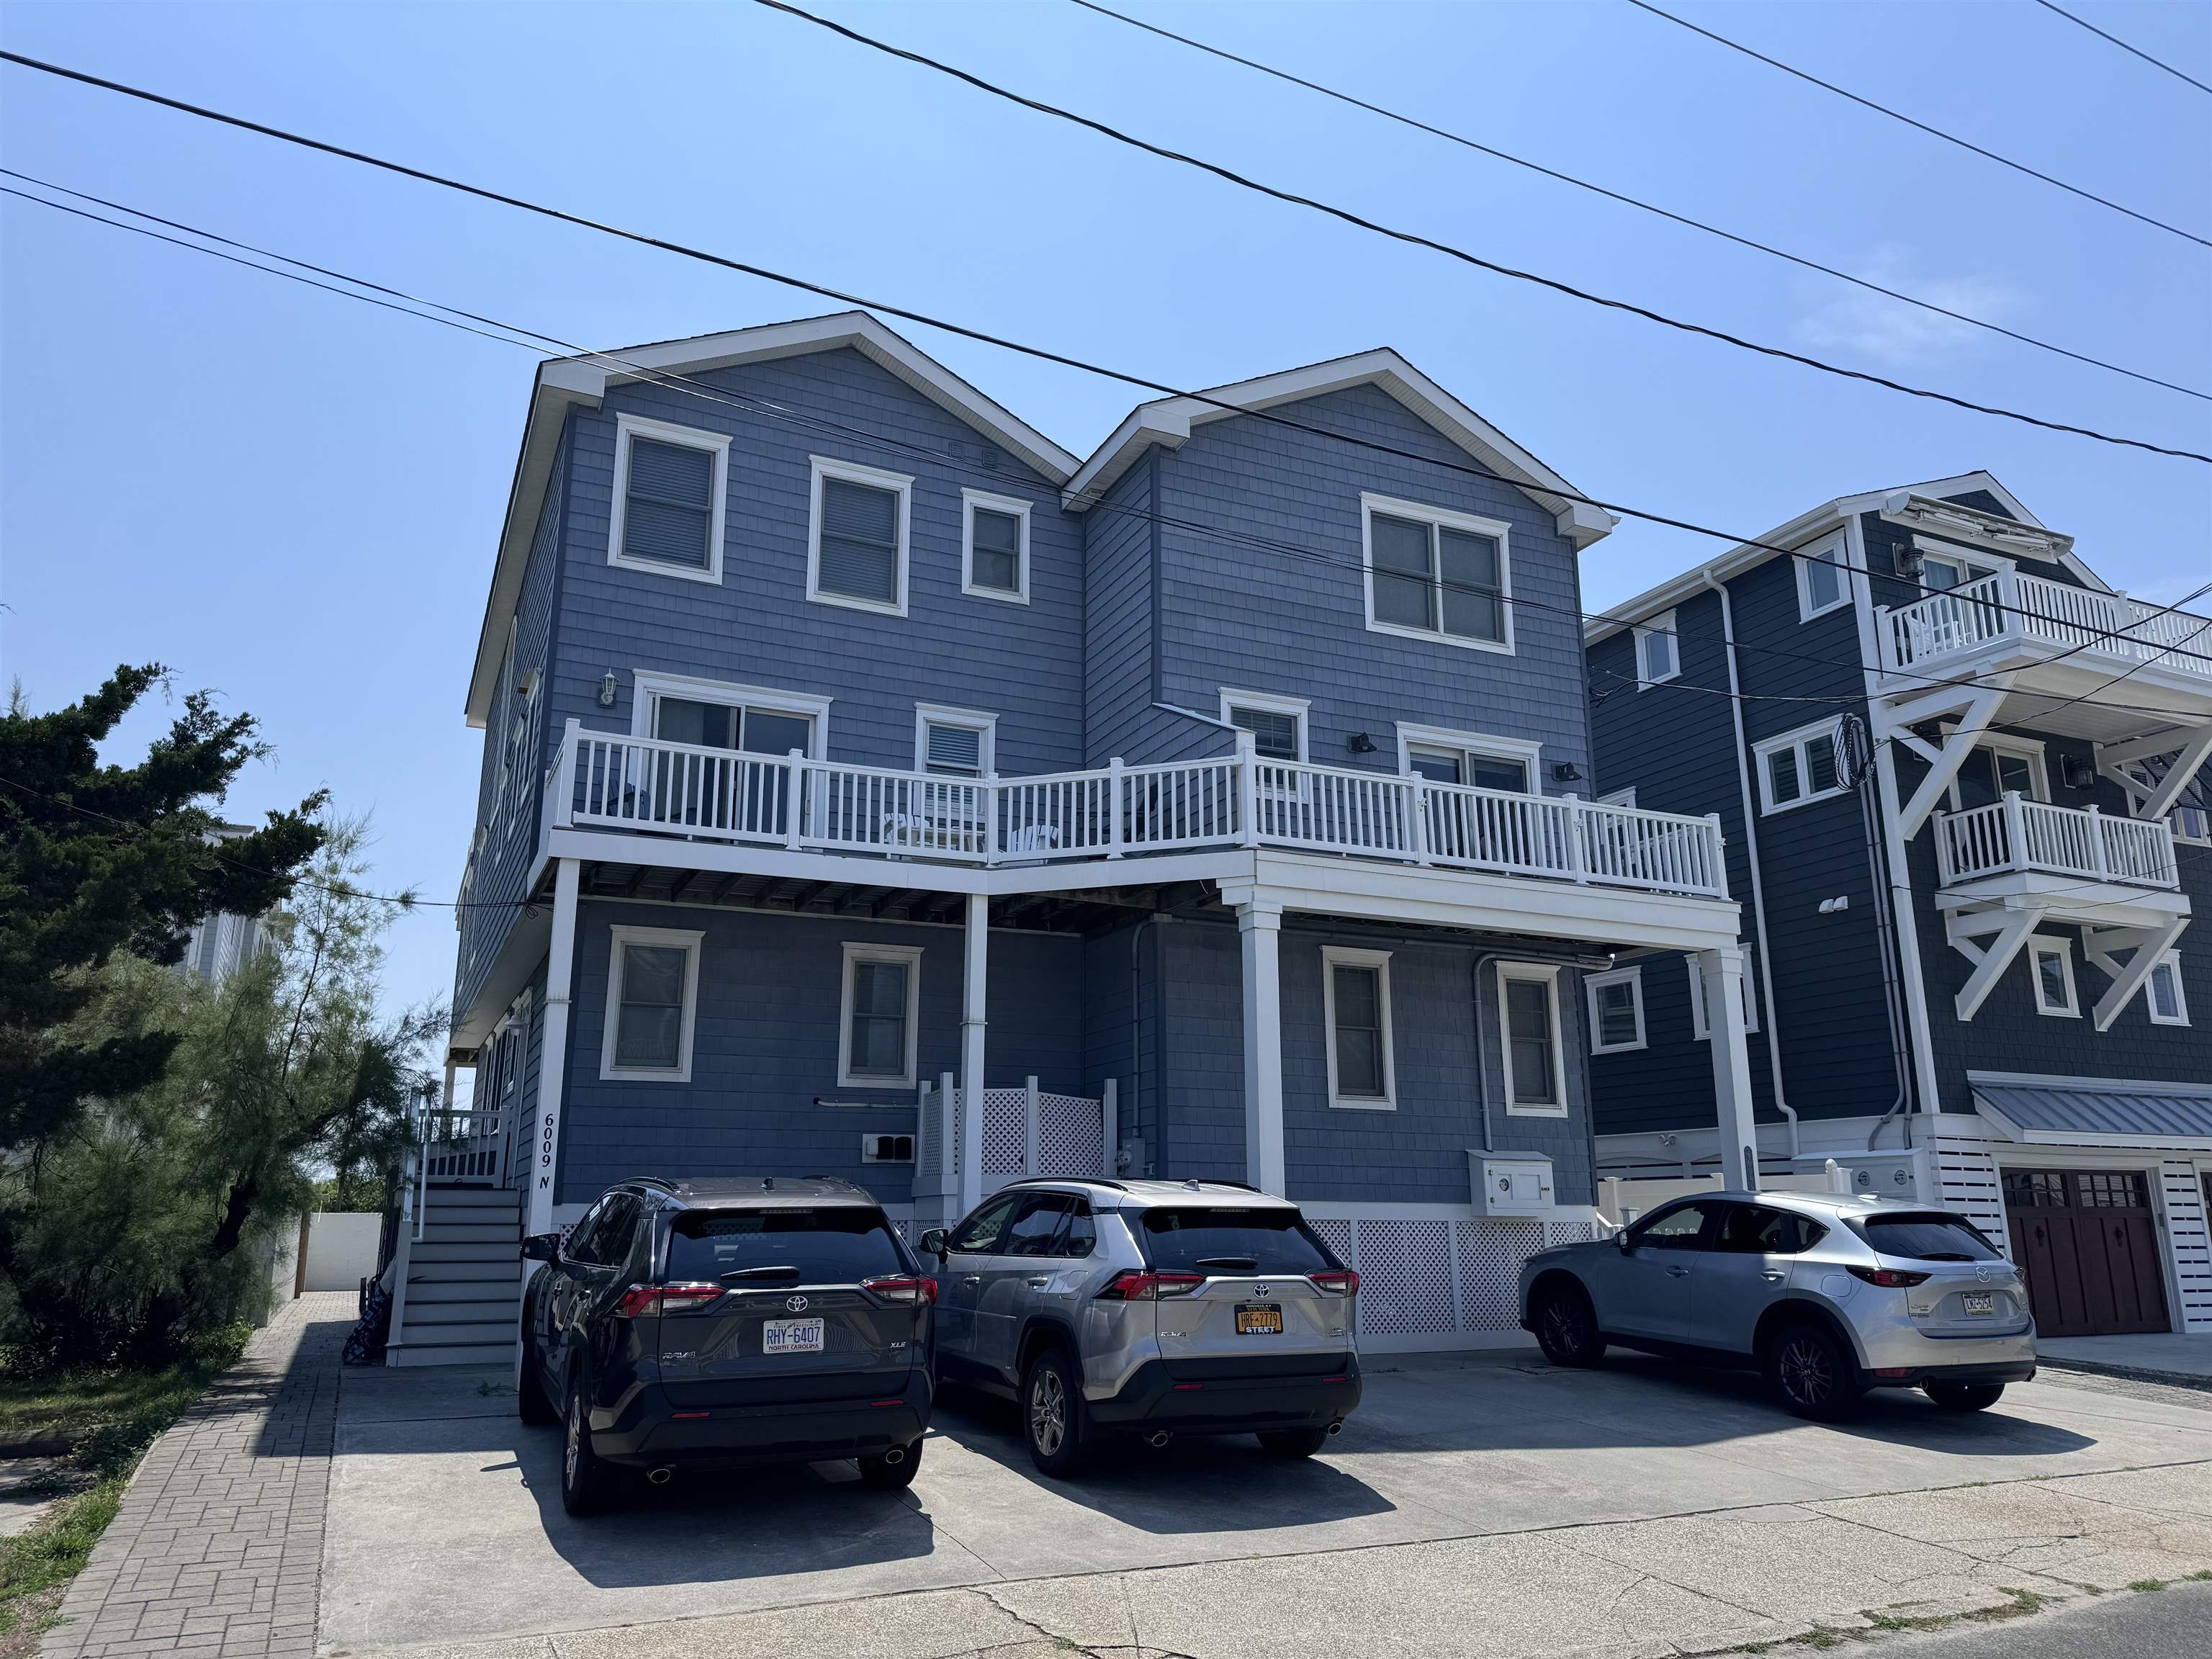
1635, 611, 1680, 686
1797, 533, 1850, 620
1362, 495, 1513, 652
608, 415, 729, 585
962, 490, 1030, 603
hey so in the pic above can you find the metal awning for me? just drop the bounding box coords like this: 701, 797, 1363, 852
1974, 1079, 2212, 1151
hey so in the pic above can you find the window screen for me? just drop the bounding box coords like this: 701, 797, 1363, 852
1331, 964, 1386, 1098
818, 477, 901, 605
969, 507, 1022, 593
614, 943, 688, 1070
623, 438, 716, 570
846, 958, 910, 1079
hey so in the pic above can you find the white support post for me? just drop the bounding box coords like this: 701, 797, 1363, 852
554, 719, 580, 830
1699, 943, 1761, 1192
1408, 779, 1431, 866
983, 772, 1001, 866
1101, 1077, 1118, 1177
939, 1071, 958, 1190
1022, 1076, 1041, 1174
2085, 804, 2108, 877
960, 894, 988, 1213
1107, 757, 1125, 858
1236, 730, 1260, 849
2000, 789, 2027, 871
1563, 794, 1587, 883
1238, 902, 1287, 1195
784, 749, 806, 850
526, 856, 582, 1241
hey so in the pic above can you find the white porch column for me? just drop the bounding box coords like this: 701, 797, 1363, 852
959, 893, 989, 1213
526, 856, 582, 1238
1238, 902, 1287, 1195
1700, 943, 1761, 1192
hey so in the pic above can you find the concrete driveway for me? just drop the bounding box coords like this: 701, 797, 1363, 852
322, 1347, 2212, 1656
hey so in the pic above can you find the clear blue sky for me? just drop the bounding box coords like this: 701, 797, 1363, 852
4, 1, 2208, 1022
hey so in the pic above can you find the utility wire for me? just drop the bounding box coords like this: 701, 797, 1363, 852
1066, 0, 2208, 403
2034, 0, 2212, 99
1625, 0, 2212, 249
747, 0, 2210, 463
11, 169, 2212, 708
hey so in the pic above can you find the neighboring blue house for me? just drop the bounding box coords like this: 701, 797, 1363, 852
1585, 472, 2212, 1342
393, 312, 1750, 1364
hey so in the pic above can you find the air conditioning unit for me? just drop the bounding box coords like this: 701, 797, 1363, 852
860, 1133, 915, 1165
1468, 1151, 1555, 1216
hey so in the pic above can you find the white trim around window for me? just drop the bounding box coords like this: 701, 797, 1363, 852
1359, 493, 1515, 655
1596, 786, 1637, 808
960, 488, 1032, 604
1320, 946, 1396, 1111
2146, 950, 2190, 1027
1393, 723, 1541, 791
838, 943, 925, 1089
1944, 730, 2050, 810
1220, 688, 1311, 763
2028, 935, 2080, 1019
1635, 610, 1680, 688
1794, 530, 1851, 621
1755, 717, 1848, 814
806, 455, 914, 618
914, 703, 999, 777
1584, 965, 1646, 1055
601, 925, 703, 1083
629, 672, 832, 758
1497, 962, 1568, 1117
607, 414, 730, 585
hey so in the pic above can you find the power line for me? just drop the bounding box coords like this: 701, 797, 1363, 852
2034, 0, 2212, 98
1624, 0, 2212, 249
1066, 0, 2208, 403
11, 169, 2212, 704
747, 0, 2210, 464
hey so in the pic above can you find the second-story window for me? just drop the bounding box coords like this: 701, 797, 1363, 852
915, 705, 997, 778
1361, 495, 1513, 652
809, 457, 912, 616
1222, 690, 1309, 763
1755, 719, 1845, 814
608, 415, 729, 584
962, 490, 1030, 603
1635, 611, 1680, 685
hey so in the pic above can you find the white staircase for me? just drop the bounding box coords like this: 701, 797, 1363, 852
387, 1184, 525, 1367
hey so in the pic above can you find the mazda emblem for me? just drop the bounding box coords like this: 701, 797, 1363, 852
1974, 1266, 1995, 1285
784, 1295, 809, 1313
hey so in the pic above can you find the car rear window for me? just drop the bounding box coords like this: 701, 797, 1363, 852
1861, 1213, 2002, 1262
1138, 1208, 1338, 1274
665, 1208, 907, 1283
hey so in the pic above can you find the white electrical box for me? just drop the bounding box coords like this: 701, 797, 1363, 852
1468, 1151, 1556, 1216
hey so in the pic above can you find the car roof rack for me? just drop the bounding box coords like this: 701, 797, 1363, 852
628, 1175, 681, 1195
1001, 1174, 1128, 1191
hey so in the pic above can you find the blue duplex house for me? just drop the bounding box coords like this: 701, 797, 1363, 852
1584, 474, 2212, 1344
391, 312, 1750, 1364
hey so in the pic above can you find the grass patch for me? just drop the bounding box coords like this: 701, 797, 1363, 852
1726, 1588, 2056, 1654
2128, 1578, 2168, 1592
0, 1479, 123, 1637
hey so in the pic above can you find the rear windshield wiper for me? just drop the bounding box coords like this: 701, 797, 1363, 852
1194, 1256, 1261, 1272
719, 1264, 801, 1282
1916, 1252, 1977, 1262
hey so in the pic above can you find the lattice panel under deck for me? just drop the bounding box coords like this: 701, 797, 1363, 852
1457, 1218, 1545, 1331
1355, 1218, 1454, 1336
1038, 1092, 1103, 1176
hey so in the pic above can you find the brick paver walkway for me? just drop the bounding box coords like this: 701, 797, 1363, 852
43, 1292, 355, 1659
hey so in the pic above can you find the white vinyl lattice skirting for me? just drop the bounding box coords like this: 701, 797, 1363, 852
2159, 1160, 2212, 1334
1306, 1210, 1603, 1350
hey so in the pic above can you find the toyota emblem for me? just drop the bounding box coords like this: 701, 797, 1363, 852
784, 1294, 809, 1313
1255, 1285, 1270, 1298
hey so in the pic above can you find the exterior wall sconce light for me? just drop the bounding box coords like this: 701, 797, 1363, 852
598, 673, 619, 709
1346, 733, 1378, 754
1552, 762, 1584, 783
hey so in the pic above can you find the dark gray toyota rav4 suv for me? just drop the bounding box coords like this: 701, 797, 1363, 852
518, 1177, 935, 1513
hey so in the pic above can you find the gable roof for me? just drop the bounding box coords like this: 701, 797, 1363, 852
1061, 349, 1618, 549
465, 312, 1079, 726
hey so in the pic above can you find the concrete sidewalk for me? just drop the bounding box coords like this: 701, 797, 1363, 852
2038, 1334, 2212, 1388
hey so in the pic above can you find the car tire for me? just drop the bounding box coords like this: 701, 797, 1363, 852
1021, 1346, 1089, 1478
559, 1372, 619, 1516
517, 1334, 558, 1426
1532, 1283, 1606, 1369
1925, 1382, 2005, 1413
1765, 1323, 1865, 1421
858, 1437, 925, 1490
1256, 1426, 1331, 1458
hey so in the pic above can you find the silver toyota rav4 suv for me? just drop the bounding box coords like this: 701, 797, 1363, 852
920, 1178, 1362, 1475
1519, 1190, 2036, 1419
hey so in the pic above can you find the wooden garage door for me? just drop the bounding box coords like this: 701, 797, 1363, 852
2003, 1170, 2170, 1338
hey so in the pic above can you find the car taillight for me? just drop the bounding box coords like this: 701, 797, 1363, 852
1309, 1269, 1360, 1296
1097, 1270, 1205, 1300
1848, 1266, 1930, 1289
862, 1275, 938, 1305
613, 1282, 725, 1318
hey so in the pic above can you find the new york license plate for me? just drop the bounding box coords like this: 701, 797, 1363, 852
1236, 1303, 1284, 1336
1961, 1292, 1995, 1317
764, 1317, 824, 1354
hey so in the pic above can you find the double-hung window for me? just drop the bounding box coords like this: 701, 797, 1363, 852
1755, 719, 1846, 814
961, 490, 1030, 603
2146, 952, 2190, 1026
602, 926, 702, 1082
839, 943, 923, 1089
1362, 494, 1513, 652
1498, 964, 1566, 1115
808, 457, 912, 616
1321, 947, 1394, 1110
1796, 533, 1849, 620
2028, 936, 2079, 1018
1585, 966, 1645, 1054
1221, 689, 1308, 765
608, 415, 729, 583
1635, 611, 1680, 686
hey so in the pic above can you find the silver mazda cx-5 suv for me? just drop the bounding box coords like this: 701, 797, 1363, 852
1518, 1190, 2036, 1419
921, 1178, 1362, 1475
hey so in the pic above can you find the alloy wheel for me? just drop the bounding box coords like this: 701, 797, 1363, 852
1029, 1366, 1066, 1457
1779, 1336, 1833, 1406
1542, 1300, 1584, 1356
565, 1395, 583, 1488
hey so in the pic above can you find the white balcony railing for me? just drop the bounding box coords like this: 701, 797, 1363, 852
549, 721, 1730, 899
1878, 568, 2212, 680
1935, 793, 2179, 890
410, 1104, 506, 1239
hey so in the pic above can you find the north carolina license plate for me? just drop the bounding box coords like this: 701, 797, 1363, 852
1236, 1303, 1284, 1336
1961, 1292, 1995, 1317
764, 1317, 824, 1354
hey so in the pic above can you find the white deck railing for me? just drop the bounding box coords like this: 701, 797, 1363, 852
411, 1105, 505, 1239
1935, 793, 2179, 890
551, 722, 1730, 899
1878, 568, 2212, 680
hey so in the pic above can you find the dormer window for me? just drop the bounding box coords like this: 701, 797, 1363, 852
1361, 494, 1513, 653
608, 415, 729, 585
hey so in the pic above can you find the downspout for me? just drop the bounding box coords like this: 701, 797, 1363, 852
1858, 738, 1916, 1150
1701, 572, 1799, 1161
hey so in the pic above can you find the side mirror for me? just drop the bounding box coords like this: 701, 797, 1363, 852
920, 1228, 948, 1259
1614, 1230, 1635, 1254
521, 1232, 561, 1263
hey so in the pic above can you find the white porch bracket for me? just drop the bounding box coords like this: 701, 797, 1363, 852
2083, 917, 2190, 1032
2097, 723, 2212, 822
1944, 904, 2043, 1022
1879, 678, 2015, 840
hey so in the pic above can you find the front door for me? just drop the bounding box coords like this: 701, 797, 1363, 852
2003, 1169, 2170, 1337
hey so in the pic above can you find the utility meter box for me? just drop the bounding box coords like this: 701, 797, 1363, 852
1468, 1151, 1555, 1216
